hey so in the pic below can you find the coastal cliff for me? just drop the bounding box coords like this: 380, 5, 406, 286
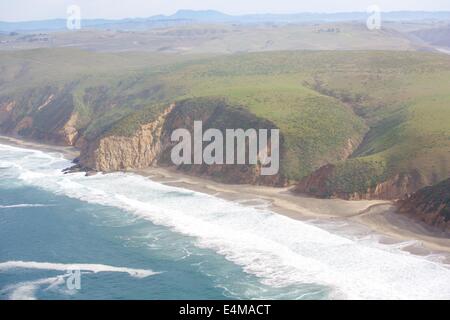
79, 104, 175, 171
294, 164, 426, 200
396, 178, 450, 231
1, 49, 450, 206
78, 98, 287, 186
0, 90, 79, 146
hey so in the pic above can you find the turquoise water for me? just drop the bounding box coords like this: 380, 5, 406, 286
0, 143, 449, 300
0, 144, 327, 299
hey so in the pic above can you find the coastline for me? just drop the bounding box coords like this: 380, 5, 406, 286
1, 134, 449, 262
136, 166, 450, 259
0, 135, 79, 159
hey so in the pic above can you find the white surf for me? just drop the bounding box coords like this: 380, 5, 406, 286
1, 143, 450, 300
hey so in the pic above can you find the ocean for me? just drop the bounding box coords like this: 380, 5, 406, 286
0, 143, 449, 300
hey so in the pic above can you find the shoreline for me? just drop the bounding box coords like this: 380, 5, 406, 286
1, 135, 449, 262
0, 135, 79, 159
136, 166, 450, 258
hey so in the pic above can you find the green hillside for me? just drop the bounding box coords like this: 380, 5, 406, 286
298, 51, 450, 193
0, 49, 449, 190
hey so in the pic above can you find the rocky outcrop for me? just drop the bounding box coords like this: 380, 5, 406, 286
59, 112, 80, 146
396, 178, 450, 231
79, 104, 175, 171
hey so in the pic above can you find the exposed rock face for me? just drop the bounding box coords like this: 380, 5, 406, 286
156, 98, 285, 186
60, 113, 80, 146
339, 138, 361, 162
294, 164, 335, 197
0, 88, 78, 146
396, 178, 450, 231
0, 100, 19, 132
79, 104, 175, 171
0, 91, 440, 196
78, 98, 286, 186
360, 172, 425, 200
295, 165, 425, 200
0, 94, 287, 186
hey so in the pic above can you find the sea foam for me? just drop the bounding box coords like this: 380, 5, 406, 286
0, 260, 159, 300
0, 261, 159, 278
2, 276, 66, 300
1, 143, 450, 300
0, 204, 52, 209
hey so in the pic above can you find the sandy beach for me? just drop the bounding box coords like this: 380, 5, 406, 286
1, 134, 449, 262
0, 135, 79, 159
136, 166, 450, 259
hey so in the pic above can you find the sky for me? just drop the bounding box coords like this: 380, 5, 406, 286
1, 0, 450, 22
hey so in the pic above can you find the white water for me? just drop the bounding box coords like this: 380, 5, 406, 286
0, 261, 158, 300
0, 204, 52, 209
2, 276, 67, 300
1, 143, 450, 300
0, 261, 158, 278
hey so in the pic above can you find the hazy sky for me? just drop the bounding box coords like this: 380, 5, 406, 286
1, 0, 450, 21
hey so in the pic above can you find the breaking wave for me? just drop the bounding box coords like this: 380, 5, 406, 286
1, 143, 450, 300
0, 260, 159, 300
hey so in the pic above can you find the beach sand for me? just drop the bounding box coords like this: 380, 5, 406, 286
0, 135, 79, 159
1, 135, 449, 263
136, 166, 450, 260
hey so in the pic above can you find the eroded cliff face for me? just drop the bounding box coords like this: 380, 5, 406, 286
77, 98, 286, 186
157, 99, 285, 186
358, 172, 425, 200
294, 164, 335, 197
295, 165, 426, 200
0, 99, 21, 133
0, 88, 80, 146
60, 113, 80, 146
0, 94, 304, 186
396, 178, 450, 232
79, 104, 175, 171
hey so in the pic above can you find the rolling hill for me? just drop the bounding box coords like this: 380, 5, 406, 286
0, 22, 431, 53
0, 48, 449, 198
2, 10, 450, 32
411, 25, 450, 48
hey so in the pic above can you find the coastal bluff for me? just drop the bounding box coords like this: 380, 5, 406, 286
396, 178, 450, 232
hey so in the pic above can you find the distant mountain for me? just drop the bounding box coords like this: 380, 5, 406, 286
1, 10, 450, 32
169, 9, 233, 22
240, 11, 450, 23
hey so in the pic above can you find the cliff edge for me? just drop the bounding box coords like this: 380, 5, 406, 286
396, 178, 450, 232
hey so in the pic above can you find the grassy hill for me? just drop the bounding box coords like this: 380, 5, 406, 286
296, 51, 450, 196
0, 48, 449, 194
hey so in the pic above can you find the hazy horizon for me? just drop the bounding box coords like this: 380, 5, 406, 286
1, 0, 450, 22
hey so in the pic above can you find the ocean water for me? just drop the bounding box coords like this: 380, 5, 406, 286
0, 143, 449, 300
